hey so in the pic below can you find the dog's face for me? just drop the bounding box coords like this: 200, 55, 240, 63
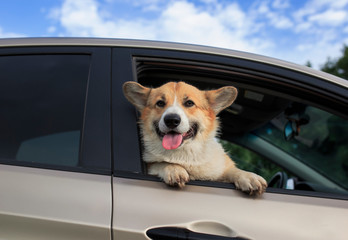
123, 81, 237, 150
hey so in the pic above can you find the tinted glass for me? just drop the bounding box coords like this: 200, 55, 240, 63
254, 104, 348, 192
0, 54, 89, 167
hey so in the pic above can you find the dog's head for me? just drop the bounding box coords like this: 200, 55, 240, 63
123, 81, 237, 150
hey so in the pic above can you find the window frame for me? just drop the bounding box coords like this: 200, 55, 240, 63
0, 46, 112, 175
112, 47, 348, 200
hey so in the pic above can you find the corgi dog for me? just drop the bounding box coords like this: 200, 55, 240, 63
123, 81, 267, 195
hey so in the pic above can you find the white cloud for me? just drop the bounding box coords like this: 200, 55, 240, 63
294, 0, 348, 28
308, 10, 347, 27
50, 0, 271, 53
286, 0, 348, 67
314, 0, 348, 9
0, 27, 25, 38
48, 0, 348, 69
272, 0, 290, 9
59, 0, 114, 36
131, 0, 163, 12
157, 1, 254, 50
344, 26, 348, 33
295, 40, 343, 68
47, 26, 56, 33
50, 0, 156, 38
255, 1, 293, 29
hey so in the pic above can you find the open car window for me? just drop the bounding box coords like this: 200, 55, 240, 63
134, 56, 348, 198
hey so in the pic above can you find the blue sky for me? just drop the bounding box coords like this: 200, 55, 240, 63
1, 0, 348, 69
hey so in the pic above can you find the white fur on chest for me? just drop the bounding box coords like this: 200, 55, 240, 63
143, 134, 227, 180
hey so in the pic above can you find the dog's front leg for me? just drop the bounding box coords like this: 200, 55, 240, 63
148, 162, 190, 188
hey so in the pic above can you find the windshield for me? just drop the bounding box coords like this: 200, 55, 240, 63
253, 104, 348, 190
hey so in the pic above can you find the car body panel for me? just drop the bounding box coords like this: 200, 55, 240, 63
0, 164, 112, 240
113, 177, 348, 240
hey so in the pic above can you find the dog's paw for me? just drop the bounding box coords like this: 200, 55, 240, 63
233, 171, 267, 195
162, 164, 190, 188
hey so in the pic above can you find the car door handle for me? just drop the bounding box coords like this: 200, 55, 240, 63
146, 227, 249, 240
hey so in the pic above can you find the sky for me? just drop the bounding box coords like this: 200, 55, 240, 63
1, 0, 348, 69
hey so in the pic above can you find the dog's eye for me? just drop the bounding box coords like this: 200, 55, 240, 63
156, 100, 166, 108
184, 100, 195, 108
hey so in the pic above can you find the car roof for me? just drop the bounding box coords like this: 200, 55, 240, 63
0, 37, 347, 89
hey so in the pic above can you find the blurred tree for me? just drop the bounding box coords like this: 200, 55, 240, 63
305, 60, 312, 68
321, 45, 348, 80
219, 140, 289, 182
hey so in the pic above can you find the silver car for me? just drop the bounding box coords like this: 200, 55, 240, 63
0, 38, 347, 240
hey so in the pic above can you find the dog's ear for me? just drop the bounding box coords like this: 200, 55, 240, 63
206, 86, 238, 115
123, 81, 151, 110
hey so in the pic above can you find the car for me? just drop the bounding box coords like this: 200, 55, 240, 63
0, 38, 347, 240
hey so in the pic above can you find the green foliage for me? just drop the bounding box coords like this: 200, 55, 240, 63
305, 61, 312, 68
321, 45, 348, 80
219, 140, 287, 182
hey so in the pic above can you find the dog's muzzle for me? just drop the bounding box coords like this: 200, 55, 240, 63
154, 119, 198, 150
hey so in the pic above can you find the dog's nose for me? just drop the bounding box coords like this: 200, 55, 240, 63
164, 113, 181, 129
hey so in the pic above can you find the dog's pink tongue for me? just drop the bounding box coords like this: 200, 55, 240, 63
162, 133, 183, 150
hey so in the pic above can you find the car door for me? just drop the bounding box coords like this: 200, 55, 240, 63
111, 46, 348, 240
0, 46, 112, 240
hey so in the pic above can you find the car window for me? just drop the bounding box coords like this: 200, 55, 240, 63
0, 54, 89, 167
118, 55, 348, 198
253, 104, 348, 192
16, 131, 80, 166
